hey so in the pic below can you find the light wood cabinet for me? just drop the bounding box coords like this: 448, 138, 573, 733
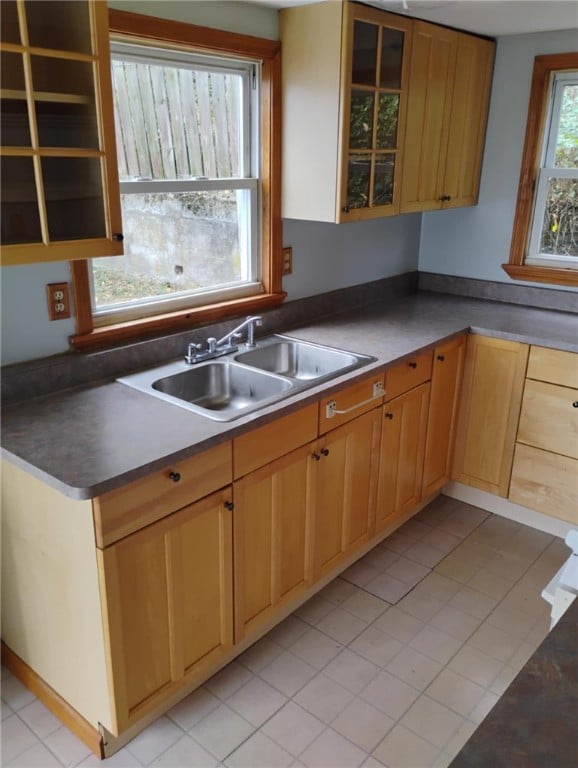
233, 443, 314, 642
376, 381, 430, 530
422, 335, 466, 497
452, 335, 529, 497
0, 0, 123, 264
97, 488, 234, 733
280, 1, 412, 222
400, 22, 494, 212
313, 407, 382, 577
509, 346, 578, 523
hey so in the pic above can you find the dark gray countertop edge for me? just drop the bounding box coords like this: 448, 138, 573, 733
2, 292, 577, 500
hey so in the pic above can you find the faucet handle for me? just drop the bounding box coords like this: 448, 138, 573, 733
185, 342, 202, 364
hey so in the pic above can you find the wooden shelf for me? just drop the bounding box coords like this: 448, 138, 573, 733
1, 88, 91, 104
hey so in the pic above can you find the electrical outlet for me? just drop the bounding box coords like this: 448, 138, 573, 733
282, 246, 293, 275
46, 282, 71, 321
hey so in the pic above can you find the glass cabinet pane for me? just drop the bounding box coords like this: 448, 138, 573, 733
380, 29, 404, 89
1, 1, 21, 44
347, 154, 371, 209
373, 155, 395, 206
352, 21, 378, 86
376, 94, 399, 149
42, 157, 106, 240
31, 56, 99, 148
349, 90, 374, 149
25, 1, 92, 54
1, 52, 31, 146
1, 157, 42, 243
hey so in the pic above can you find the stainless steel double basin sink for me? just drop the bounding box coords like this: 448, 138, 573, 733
118, 335, 375, 421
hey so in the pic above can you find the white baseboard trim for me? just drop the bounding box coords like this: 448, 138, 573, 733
443, 481, 574, 539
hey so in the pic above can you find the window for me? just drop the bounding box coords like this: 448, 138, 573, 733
71, 10, 283, 348
504, 52, 578, 286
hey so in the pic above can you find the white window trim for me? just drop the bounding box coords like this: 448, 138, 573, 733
526, 71, 578, 269
91, 41, 263, 325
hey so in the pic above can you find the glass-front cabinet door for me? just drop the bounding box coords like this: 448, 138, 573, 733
339, 6, 412, 221
0, 0, 123, 265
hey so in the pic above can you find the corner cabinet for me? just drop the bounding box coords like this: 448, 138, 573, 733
280, 1, 412, 222
400, 23, 494, 212
0, 0, 123, 265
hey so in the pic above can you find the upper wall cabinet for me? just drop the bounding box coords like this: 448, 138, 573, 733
400, 21, 495, 213
280, 1, 412, 222
0, 0, 123, 265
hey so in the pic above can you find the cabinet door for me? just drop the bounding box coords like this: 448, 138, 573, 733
442, 34, 494, 208
97, 489, 233, 734
376, 382, 430, 531
313, 408, 382, 577
452, 336, 529, 497
400, 21, 458, 213
422, 336, 466, 498
340, 5, 413, 220
1, 0, 122, 264
233, 444, 314, 642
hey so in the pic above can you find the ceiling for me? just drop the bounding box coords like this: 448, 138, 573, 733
249, 0, 578, 37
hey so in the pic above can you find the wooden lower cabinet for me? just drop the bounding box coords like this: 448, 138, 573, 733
97, 488, 234, 734
233, 443, 314, 642
376, 382, 431, 531
313, 408, 382, 578
422, 335, 466, 497
452, 335, 529, 497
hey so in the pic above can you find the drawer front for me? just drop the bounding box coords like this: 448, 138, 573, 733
509, 443, 578, 524
233, 403, 318, 478
518, 379, 578, 459
385, 350, 433, 401
527, 346, 578, 388
94, 441, 232, 547
318, 373, 385, 432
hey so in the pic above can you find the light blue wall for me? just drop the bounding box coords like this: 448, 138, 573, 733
1, 0, 422, 365
418, 28, 578, 290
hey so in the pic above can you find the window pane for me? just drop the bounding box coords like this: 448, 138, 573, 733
352, 21, 377, 86
349, 90, 374, 149
380, 28, 404, 89
112, 60, 242, 181
93, 190, 250, 308
347, 155, 371, 209
539, 178, 578, 257
555, 84, 578, 168
376, 93, 399, 149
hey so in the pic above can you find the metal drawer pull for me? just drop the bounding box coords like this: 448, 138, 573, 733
325, 381, 384, 419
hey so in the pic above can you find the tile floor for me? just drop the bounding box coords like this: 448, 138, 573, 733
2, 496, 569, 768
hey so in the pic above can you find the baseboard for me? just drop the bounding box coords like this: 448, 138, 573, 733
1, 642, 104, 758
443, 481, 574, 539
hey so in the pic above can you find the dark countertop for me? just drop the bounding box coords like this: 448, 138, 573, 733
450, 597, 578, 768
2, 292, 577, 499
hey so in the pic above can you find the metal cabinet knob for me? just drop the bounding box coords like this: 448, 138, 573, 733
573, 401, 578, 408
168, 471, 181, 482
385, 412, 394, 420
112, 233, 124, 242
409, 361, 417, 369
437, 355, 445, 361
321, 448, 330, 456
224, 501, 234, 511
312, 452, 321, 461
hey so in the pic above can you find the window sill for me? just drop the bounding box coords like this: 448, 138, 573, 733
501, 263, 578, 287
70, 291, 287, 351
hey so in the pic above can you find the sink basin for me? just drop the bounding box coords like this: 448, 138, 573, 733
235, 336, 367, 381
152, 363, 291, 413
117, 334, 375, 421
118, 361, 292, 421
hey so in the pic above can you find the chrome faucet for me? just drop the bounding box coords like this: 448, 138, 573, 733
185, 315, 263, 364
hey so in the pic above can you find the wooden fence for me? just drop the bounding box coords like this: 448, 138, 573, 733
111, 60, 241, 181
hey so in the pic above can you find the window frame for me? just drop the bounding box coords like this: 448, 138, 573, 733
71, 8, 284, 349
503, 52, 578, 287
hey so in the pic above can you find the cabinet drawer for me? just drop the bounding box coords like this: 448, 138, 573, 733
527, 346, 578, 388
510, 443, 578, 524
319, 374, 385, 432
385, 350, 433, 401
517, 379, 578, 459
233, 404, 318, 478
93, 442, 232, 547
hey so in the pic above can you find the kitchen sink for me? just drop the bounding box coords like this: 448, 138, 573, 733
117, 335, 375, 421
235, 336, 362, 380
